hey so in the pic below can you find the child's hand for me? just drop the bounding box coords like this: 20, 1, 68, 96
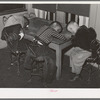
19, 32, 24, 40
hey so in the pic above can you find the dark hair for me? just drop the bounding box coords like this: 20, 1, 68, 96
50, 21, 63, 33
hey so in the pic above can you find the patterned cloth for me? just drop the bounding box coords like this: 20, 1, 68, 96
36, 25, 66, 44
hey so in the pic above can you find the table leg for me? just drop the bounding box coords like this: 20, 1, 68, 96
56, 46, 62, 80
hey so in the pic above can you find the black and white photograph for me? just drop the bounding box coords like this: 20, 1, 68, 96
1, 1, 100, 98
0, 2, 100, 96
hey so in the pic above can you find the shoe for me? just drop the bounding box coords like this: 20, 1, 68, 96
69, 75, 79, 82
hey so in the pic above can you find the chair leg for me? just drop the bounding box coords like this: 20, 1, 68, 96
11, 54, 14, 66
8, 51, 25, 76
79, 63, 93, 84
87, 64, 100, 84
8, 53, 14, 70
16, 52, 20, 75
97, 64, 100, 78
87, 65, 92, 84
16, 52, 25, 75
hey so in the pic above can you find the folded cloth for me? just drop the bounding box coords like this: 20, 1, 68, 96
4, 15, 25, 28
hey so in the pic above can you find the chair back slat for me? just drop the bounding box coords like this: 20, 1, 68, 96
2, 24, 22, 53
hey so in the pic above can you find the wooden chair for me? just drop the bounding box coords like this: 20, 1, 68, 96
1, 24, 27, 75
80, 39, 100, 83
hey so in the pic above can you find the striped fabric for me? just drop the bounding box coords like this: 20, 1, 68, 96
36, 25, 66, 44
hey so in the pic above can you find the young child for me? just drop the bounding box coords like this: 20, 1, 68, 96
65, 21, 97, 81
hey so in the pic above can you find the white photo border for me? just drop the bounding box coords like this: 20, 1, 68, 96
0, 1, 100, 99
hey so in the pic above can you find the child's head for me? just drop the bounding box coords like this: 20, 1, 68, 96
50, 21, 63, 33
66, 21, 79, 35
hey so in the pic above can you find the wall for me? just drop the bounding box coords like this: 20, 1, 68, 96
56, 11, 66, 24
95, 5, 100, 40
89, 4, 100, 40
26, 4, 35, 14
29, 4, 90, 27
